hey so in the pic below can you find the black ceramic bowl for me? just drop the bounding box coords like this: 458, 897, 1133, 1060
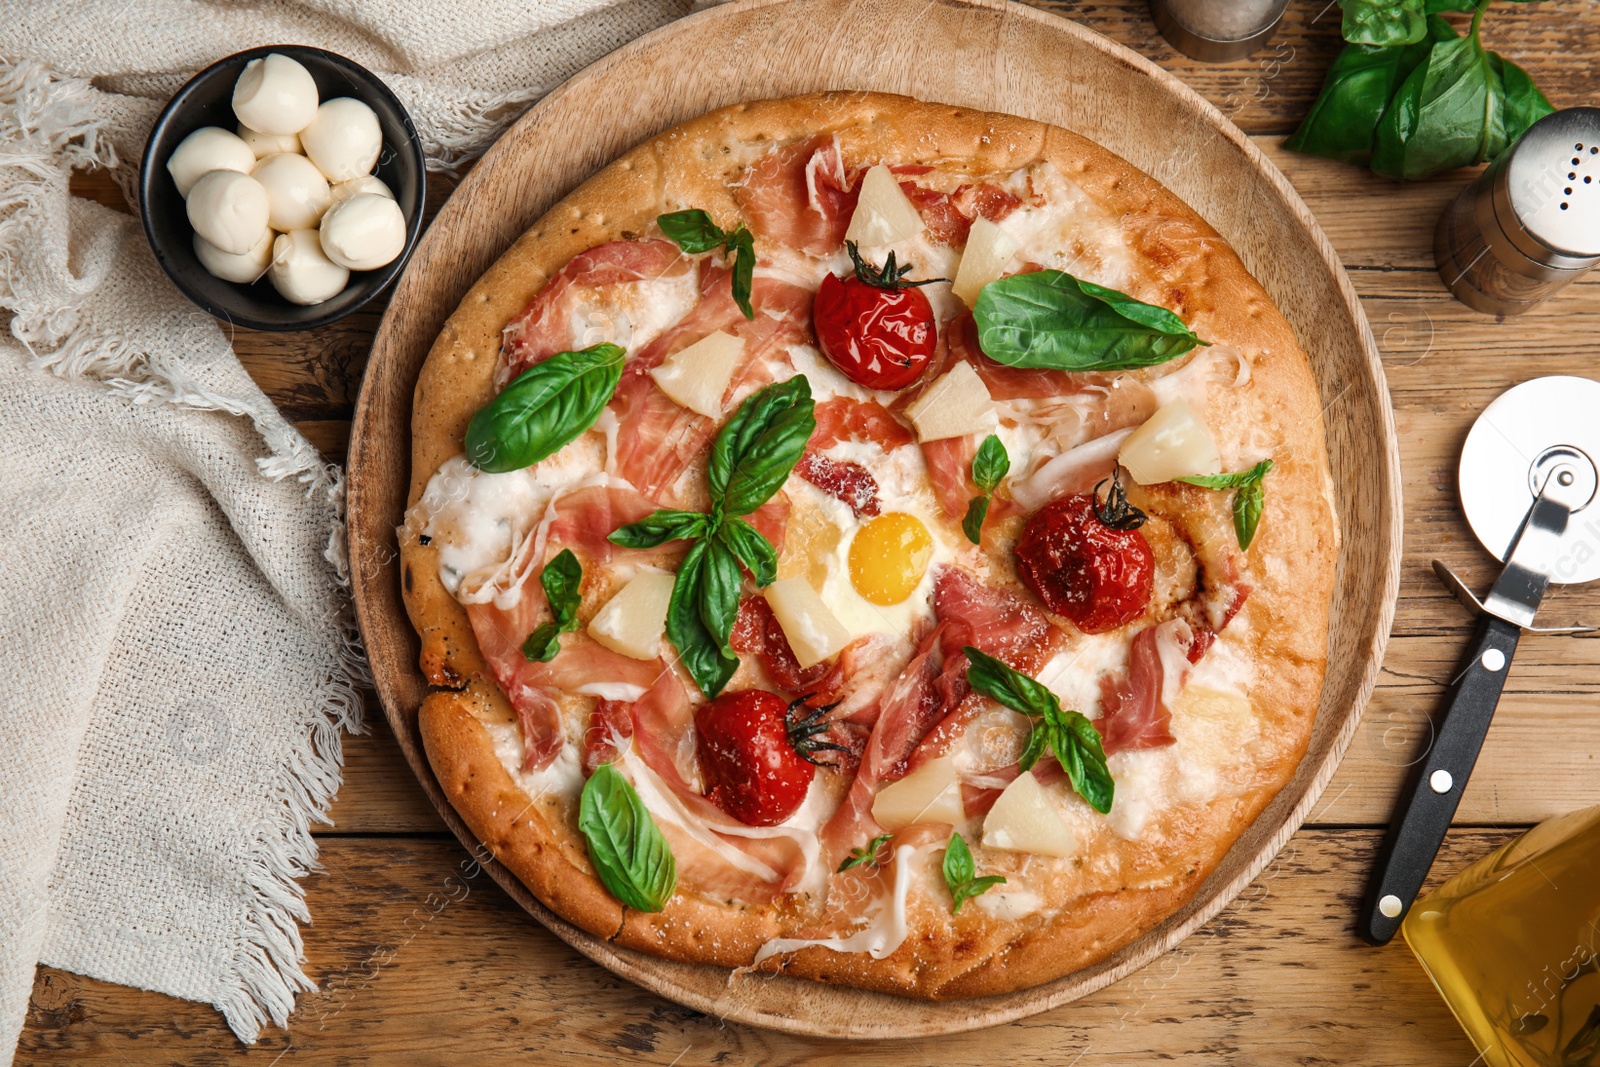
139, 45, 425, 332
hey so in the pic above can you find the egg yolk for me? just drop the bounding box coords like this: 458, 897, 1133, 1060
849, 512, 934, 605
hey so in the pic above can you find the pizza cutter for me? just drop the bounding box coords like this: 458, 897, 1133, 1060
1360, 375, 1600, 945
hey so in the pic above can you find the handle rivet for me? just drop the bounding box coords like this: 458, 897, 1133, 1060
1430, 769, 1454, 794
1379, 894, 1403, 918
1481, 648, 1506, 672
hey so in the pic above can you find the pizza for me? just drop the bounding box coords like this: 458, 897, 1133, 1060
399, 92, 1337, 999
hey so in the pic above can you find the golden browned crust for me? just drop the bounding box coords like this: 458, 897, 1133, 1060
400, 91, 1336, 999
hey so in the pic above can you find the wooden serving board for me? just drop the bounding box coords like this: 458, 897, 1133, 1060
346, 0, 1402, 1038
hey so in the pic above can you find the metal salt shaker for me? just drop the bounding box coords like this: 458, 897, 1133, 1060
1148, 0, 1289, 62
1436, 107, 1600, 316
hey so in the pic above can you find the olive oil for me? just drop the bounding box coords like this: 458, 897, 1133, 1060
1403, 806, 1600, 1067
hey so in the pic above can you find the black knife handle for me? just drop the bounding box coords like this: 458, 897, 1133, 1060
1359, 614, 1520, 945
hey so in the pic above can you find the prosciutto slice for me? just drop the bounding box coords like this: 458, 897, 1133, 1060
811, 397, 915, 451
898, 180, 1021, 247
499, 238, 691, 384
1096, 621, 1193, 754
736, 135, 859, 256
609, 265, 814, 504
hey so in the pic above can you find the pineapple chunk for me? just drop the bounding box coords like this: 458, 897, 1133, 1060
763, 577, 851, 668
872, 755, 966, 831
648, 330, 744, 418
587, 571, 675, 660
904, 361, 995, 442
844, 164, 924, 247
982, 771, 1076, 857
1171, 686, 1257, 768
1119, 398, 1222, 485
951, 217, 1019, 307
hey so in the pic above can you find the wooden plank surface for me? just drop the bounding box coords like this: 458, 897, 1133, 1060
33, 0, 1600, 1061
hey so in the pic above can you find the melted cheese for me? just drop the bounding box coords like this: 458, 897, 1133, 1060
749, 843, 933, 966
567, 272, 700, 354
998, 162, 1134, 290
409, 441, 601, 607
974, 886, 1045, 922
1035, 633, 1129, 720
483, 718, 585, 802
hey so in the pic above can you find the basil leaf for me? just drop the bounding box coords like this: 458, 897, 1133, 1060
1047, 712, 1115, 815
666, 536, 742, 698
578, 763, 677, 912
1341, 0, 1427, 47
1177, 458, 1274, 490
521, 549, 583, 662
1234, 479, 1266, 551
657, 210, 756, 319
1018, 721, 1049, 773
656, 209, 727, 254
942, 833, 1005, 913
973, 270, 1206, 371
837, 833, 894, 873
1488, 51, 1555, 156
964, 646, 1114, 814
972, 434, 1009, 493
961, 495, 991, 546
716, 517, 778, 587
964, 646, 1061, 718
465, 343, 626, 473
707, 376, 815, 517
608, 509, 710, 549
1424, 0, 1477, 12
1372, 28, 1498, 180
727, 225, 756, 320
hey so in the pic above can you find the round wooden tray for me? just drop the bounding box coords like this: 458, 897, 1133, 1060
347, 0, 1402, 1038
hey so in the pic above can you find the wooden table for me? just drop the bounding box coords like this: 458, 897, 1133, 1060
26, 2, 1600, 1062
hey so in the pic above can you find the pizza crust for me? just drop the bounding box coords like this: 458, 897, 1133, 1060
401, 91, 1336, 999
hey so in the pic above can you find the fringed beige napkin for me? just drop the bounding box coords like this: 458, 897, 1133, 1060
0, 0, 691, 1059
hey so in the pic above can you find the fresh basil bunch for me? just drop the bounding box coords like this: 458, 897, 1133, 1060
609, 376, 816, 698
973, 269, 1207, 372
1287, 0, 1553, 180
465, 343, 626, 473
964, 646, 1115, 815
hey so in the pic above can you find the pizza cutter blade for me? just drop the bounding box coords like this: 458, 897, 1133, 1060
1360, 376, 1600, 946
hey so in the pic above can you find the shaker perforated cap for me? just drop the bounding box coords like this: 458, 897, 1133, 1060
1500, 107, 1600, 264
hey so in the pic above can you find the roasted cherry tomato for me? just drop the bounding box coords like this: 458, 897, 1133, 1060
695, 690, 845, 826
1015, 474, 1154, 634
813, 242, 938, 390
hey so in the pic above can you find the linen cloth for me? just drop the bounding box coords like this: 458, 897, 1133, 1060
0, 0, 701, 1059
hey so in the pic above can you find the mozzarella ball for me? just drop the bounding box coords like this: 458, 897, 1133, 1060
185, 170, 270, 255
299, 97, 383, 182
236, 122, 300, 159
328, 173, 393, 207
318, 194, 406, 270
166, 126, 256, 197
270, 229, 349, 305
251, 152, 331, 231
232, 54, 318, 136
193, 229, 273, 283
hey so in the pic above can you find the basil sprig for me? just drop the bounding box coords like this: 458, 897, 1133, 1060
1287, 2, 1553, 181
964, 647, 1115, 815
658, 209, 756, 319
973, 269, 1207, 372
578, 763, 676, 912
609, 376, 816, 697
942, 833, 1006, 914
1178, 458, 1273, 551
521, 549, 582, 662
837, 833, 894, 873
962, 434, 1010, 545
465, 343, 625, 473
